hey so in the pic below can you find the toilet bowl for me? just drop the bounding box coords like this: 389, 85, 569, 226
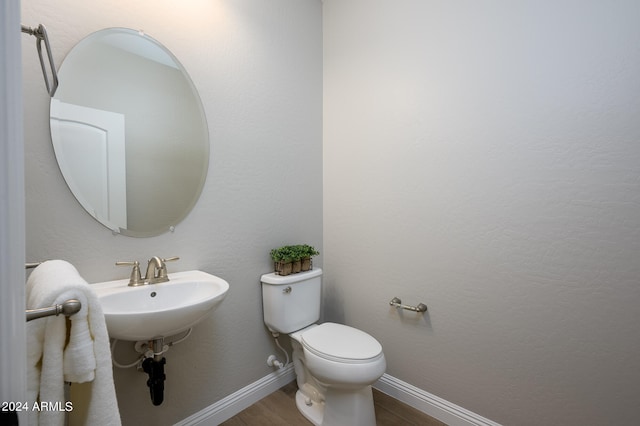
299, 323, 386, 388
292, 323, 386, 426
261, 269, 386, 426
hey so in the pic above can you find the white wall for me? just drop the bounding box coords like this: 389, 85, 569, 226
324, 1, 640, 425
22, 0, 322, 424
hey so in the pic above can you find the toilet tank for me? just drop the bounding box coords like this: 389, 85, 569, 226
261, 268, 322, 334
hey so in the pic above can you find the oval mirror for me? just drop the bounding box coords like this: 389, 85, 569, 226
49, 28, 209, 237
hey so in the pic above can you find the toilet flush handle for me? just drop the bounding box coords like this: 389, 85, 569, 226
283, 286, 292, 294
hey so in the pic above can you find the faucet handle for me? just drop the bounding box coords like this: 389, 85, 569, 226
157, 256, 180, 280
116, 261, 145, 286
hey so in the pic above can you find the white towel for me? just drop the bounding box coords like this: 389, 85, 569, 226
26, 260, 121, 426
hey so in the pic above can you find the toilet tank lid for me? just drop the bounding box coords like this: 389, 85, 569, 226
261, 268, 322, 285
301, 322, 382, 362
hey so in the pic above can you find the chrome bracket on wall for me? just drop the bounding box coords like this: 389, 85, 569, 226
389, 297, 427, 313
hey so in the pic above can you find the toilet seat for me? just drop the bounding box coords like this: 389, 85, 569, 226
301, 322, 383, 364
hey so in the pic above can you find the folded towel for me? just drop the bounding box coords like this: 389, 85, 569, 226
26, 260, 121, 426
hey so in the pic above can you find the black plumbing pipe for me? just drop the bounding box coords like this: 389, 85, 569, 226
142, 357, 166, 406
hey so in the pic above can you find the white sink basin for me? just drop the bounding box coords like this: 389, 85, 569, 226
93, 270, 229, 341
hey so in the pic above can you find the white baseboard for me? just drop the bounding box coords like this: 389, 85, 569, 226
174, 364, 296, 426
374, 374, 501, 426
174, 367, 500, 426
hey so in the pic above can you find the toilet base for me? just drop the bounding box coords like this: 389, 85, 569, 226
296, 390, 324, 425
295, 386, 377, 426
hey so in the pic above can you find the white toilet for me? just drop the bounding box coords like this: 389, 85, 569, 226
261, 268, 386, 426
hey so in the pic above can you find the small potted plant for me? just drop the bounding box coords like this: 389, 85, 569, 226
270, 244, 319, 276
270, 246, 294, 276
299, 244, 319, 272
291, 245, 303, 274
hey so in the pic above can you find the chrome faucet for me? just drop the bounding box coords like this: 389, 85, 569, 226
116, 256, 179, 286
145, 256, 179, 284
145, 256, 166, 284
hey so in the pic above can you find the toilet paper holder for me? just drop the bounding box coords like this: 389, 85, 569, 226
389, 297, 427, 313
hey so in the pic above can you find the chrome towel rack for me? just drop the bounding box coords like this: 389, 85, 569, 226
389, 297, 427, 313
26, 299, 81, 322
21, 23, 58, 97
24, 261, 82, 322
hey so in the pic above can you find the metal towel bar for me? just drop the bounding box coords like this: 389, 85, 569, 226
389, 297, 427, 313
24, 262, 82, 321
26, 299, 81, 322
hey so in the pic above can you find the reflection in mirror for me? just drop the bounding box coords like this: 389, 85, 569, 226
50, 28, 209, 237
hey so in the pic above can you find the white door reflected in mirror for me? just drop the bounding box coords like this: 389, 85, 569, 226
50, 99, 127, 231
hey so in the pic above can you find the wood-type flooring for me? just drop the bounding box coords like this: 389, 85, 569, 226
220, 381, 447, 425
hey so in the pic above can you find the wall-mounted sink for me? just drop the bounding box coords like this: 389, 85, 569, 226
93, 270, 229, 341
